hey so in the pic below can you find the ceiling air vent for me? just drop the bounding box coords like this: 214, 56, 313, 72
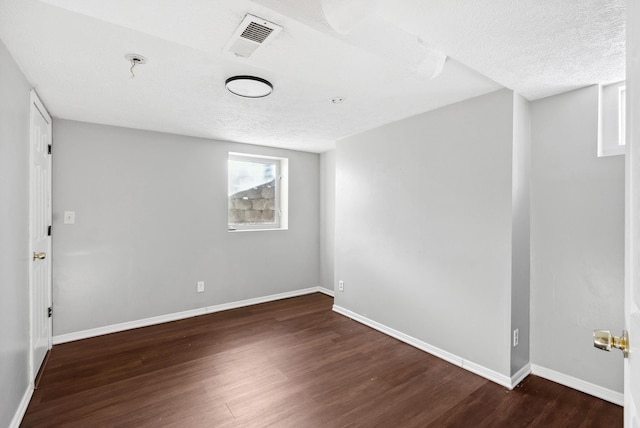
241, 22, 273, 43
224, 14, 283, 58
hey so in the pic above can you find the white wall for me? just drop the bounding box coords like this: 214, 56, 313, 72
320, 150, 336, 291
510, 93, 531, 375
52, 120, 320, 336
0, 40, 32, 427
335, 89, 518, 377
530, 85, 624, 393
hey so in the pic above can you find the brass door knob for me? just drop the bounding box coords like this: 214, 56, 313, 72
33, 252, 46, 261
593, 330, 629, 358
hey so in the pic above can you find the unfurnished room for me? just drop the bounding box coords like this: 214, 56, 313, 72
2, 0, 640, 427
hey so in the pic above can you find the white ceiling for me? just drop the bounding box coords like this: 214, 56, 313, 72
0, 0, 625, 152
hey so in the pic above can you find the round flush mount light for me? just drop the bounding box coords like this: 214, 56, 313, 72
225, 76, 273, 98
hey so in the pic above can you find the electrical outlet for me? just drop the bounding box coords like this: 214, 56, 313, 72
338, 280, 344, 292
513, 328, 519, 347
197, 281, 205, 293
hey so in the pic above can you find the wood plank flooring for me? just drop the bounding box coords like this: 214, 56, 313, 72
22, 293, 622, 427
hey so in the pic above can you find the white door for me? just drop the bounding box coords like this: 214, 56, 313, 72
626, 0, 640, 425
29, 89, 52, 383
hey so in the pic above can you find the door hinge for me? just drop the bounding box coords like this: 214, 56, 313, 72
48, 225, 52, 236
47, 144, 52, 155
48, 307, 52, 318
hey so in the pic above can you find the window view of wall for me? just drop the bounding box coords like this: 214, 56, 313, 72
228, 179, 276, 224
228, 154, 284, 230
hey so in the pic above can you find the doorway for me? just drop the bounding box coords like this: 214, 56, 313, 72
29, 89, 52, 384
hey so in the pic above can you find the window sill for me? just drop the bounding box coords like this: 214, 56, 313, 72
228, 227, 288, 233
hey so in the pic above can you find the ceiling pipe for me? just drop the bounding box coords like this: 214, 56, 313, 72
416, 38, 447, 79
321, 0, 447, 79
320, 0, 380, 35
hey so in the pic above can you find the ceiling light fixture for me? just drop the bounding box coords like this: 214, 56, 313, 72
225, 76, 273, 98
124, 54, 147, 79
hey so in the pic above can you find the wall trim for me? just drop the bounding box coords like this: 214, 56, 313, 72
41, 292, 626, 411
317, 287, 335, 297
204, 287, 323, 314
531, 364, 623, 406
511, 363, 532, 388
9, 384, 33, 428
332, 305, 521, 389
53, 287, 330, 345
53, 307, 207, 345
461, 359, 514, 389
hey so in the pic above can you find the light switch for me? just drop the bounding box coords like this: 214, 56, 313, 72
63, 211, 75, 224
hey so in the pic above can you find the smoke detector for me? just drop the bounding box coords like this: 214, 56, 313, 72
223, 14, 283, 58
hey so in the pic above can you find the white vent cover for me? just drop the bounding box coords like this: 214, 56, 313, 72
224, 14, 283, 58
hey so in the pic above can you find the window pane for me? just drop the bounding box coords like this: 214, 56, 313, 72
228, 159, 277, 226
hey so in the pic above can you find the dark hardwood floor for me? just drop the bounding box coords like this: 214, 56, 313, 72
22, 293, 622, 427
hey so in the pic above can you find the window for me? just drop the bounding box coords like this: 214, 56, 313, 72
598, 81, 626, 157
619, 86, 626, 146
228, 153, 288, 231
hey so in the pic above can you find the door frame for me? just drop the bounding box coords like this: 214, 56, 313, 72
625, 0, 639, 424
28, 89, 52, 384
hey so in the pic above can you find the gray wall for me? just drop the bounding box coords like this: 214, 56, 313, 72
52, 120, 320, 336
320, 150, 336, 291
0, 40, 32, 427
510, 94, 531, 375
530, 85, 624, 392
335, 89, 516, 376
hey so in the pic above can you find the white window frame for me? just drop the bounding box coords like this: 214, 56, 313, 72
598, 81, 626, 157
228, 152, 288, 232
619, 85, 626, 146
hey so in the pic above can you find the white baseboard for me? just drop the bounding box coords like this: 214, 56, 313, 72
511, 363, 531, 388
461, 359, 514, 389
332, 305, 521, 389
53, 307, 207, 344
531, 364, 623, 406
46, 291, 624, 409
317, 287, 335, 297
332, 305, 463, 367
53, 286, 330, 345
205, 287, 323, 314
9, 385, 33, 428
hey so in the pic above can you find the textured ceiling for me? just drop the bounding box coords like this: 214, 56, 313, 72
0, 0, 625, 152
377, 0, 626, 100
